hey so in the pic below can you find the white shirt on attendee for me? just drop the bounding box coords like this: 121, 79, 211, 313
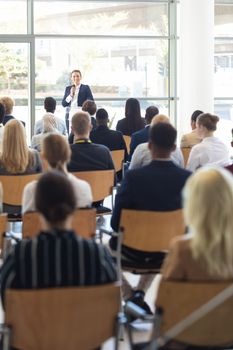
22, 172, 92, 214
129, 142, 184, 170
186, 136, 231, 172
34, 113, 67, 135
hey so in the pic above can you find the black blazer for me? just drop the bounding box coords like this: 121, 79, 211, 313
67, 141, 115, 172
116, 117, 145, 136
90, 125, 128, 160
111, 160, 191, 231
62, 84, 94, 108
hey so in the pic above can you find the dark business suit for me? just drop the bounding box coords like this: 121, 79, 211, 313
62, 84, 94, 132
90, 125, 128, 161
110, 160, 191, 260
129, 125, 150, 159
116, 117, 145, 136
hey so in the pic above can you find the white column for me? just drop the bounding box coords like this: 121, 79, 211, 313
179, 0, 214, 136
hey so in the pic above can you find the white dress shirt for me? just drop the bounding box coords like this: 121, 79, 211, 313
65, 85, 81, 108
22, 173, 93, 214
129, 142, 184, 170
186, 136, 231, 172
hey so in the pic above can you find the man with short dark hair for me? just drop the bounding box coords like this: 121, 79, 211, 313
129, 105, 159, 158
180, 109, 203, 148
111, 122, 191, 312
90, 108, 127, 159
34, 97, 67, 135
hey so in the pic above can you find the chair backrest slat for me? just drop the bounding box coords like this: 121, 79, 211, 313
120, 209, 185, 252
5, 283, 120, 350
123, 135, 131, 154
156, 280, 233, 347
22, 208, 96, 239
111, 150, 124, 172
181, 148, 191, 167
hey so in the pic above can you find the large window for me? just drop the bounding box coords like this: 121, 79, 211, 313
0, 0, 177, 138
215, 1, 233, 146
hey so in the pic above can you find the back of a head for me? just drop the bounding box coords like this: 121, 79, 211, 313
42, 113, 58, 133
191, 110, 203, 123
125, 98, 141, 120
44, 97, 56, 113
0, 96, 14, 115
151, 114, 170, 126
183, 167, 233, 277
42, 133, 71, 170
145, 106, 159, 124
149, 122, 177, 151
197, 113, 219, 131
35, 171, 76, 226
2, 119, 29, 173
82, 100, 97, 116
71, 111, 91, 136
0, 103, 5, 124
96, 108, 108, 126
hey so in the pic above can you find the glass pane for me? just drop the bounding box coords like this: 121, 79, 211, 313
215, 4, 233, 37
34, 1, 168, 36
35, 37, 168, 109
0, 1, 27, 34
0, 43, 30, 138
214, 101, 233, 157
214, 39, 233, 97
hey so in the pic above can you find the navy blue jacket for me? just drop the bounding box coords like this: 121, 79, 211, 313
62, 84, 94, 108
129, 125, 150, 159
111, 160, 191, 231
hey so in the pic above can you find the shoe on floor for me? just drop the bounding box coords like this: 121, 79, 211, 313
127, 290, 153, 315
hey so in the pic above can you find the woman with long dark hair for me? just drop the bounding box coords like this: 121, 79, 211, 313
116, 98, 145, 136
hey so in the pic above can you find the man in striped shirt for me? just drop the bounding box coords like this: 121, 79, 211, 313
0, 171, 117, 304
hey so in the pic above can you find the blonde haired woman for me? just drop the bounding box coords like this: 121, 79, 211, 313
0, 119, 41, 174
187, 113, 230, 171
22, 133, 92, 214
162, 167, 233, 280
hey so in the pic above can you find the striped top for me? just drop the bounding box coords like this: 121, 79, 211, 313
0, 229, 117, 303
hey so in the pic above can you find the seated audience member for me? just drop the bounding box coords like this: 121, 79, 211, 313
116, 98, 145, 136
90, 108, 128, 160
129, 105, 159, 158
130, 115, 184, 170
67, 111, 114, 172
68, 100, 97, 144
0, 103, 5, 151
0, 119, 41, 214
34, 97, 67, 135
23, 133, 92, 214
111, 123, 191, 310
180, 110, 203, 148
225, 128, 233, 174
186, 113, 230, 172
0, 171, 117, 304
0, 96, 15, 125
162, 167, 233, 280
31, 114, 60, 151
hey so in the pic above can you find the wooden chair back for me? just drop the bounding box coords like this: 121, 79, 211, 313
22, 208, 96, 239
0, 174, 41, 206
0, 213, 8, 250
120, 209, 185, 252
123, 135, 131, 154
72, 170, 114, 202
156, 280, 233, 347
111, 150, 125, 172
5, 283, 120, 350
181, 147, 191, 167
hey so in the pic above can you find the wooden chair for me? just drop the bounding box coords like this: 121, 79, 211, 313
123, 135, 131, 155
3, 283, 121, 350
72, 169, 115, 206
0, 174, 41, 207
0, 213, 9, 251
181, 147, 191, 167
117, 209, 185, 273
153, 280, 233, 349
111, 150, 125, 172
22, 208, 96, 239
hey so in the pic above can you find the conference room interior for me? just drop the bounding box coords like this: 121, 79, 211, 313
0, 0, 233, 349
